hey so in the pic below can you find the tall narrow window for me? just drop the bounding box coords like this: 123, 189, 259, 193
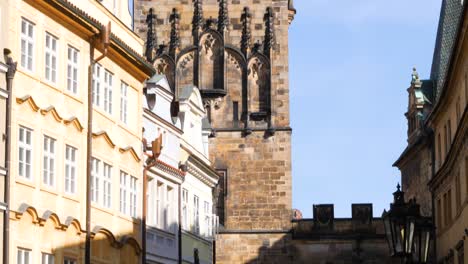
104, 70, 113, 114
67, 46, 79, 94
165, 186, 173, 230
18, 126, 33, 180
436, 199, 442, 229
65, 145, 77, 194
92, 64, 101, 106
466, 156, 468, 195
157, 182, 163, 228
120, 82, 128, 124
447, 119, 452, 150
103, 163, 112, 208
20, 18, 34, 71
91, 158, 100, 203
437, 133, 442, 168
41, 253, 54, 264
129, 175, 137, 217
444, 125, 448, 156
182, 189, 188, 229
45, 33, 58, 83
216, 169, 227, 226
17, 248, 31, 264
43, 136, 56, 187
120, 171, 128, 214
448, 189, 453, 224
204, 201, 211, 237
119, 172, 136, 217
456, 172, 461, 213
443, 193, 448, 227
194, 195, 200, 234
233, 101, 239, 126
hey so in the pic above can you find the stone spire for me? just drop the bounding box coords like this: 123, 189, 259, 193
217, 0, 229, 34
241, 7, 251, 57
145, 8, 158, 62
263, 7, 274, 58
169, 8, 180, 58
192, 0, 204, 41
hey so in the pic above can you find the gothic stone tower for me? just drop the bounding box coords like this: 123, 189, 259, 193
135, 1, 296, 262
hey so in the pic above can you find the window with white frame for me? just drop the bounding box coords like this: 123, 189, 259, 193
64, 258, 77, 264
182, 188, 188, 229
42, 136, 56, 187
20, 18, 34, 71
92, 64, 101, 106
119, 171, 128, 214
104, 70, 113, 114
91, 158, 100, 203
165, 186, 173, 230
92, 158, 112, 208
157, 182, 163, 228
193, 195, 200, 234
204, 201, 211, 236
103, 163, 112, 208
18, 126, 33, 180
120, 81, 128, 124
120, 171, 137, 217
65, 145, 77, 194
129, 175, 137, 217
41, 253, 54, 264
17, 248, 31, 264
45, 33, 58, 83
67, 46, 79, 94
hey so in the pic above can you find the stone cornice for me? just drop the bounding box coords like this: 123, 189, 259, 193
186, 155, 219, 188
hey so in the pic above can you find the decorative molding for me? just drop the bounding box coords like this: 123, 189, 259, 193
217, 0, 228, 34
16, 95, 84, 132
40, 106, 63, 122
263, 7, 274, 58
241, 7, 251, 57
63, 116, 84, 132
192, 0, 204, 40
13, 203, 141, 254
119, 146, 141, 162
92, 131, 116, 149
186, 155, 219, 187
169, 8, 181, 58
16, 95, 40, 112
146, 8, 158, 62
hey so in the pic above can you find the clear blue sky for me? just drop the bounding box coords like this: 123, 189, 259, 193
290, 0, 442, 217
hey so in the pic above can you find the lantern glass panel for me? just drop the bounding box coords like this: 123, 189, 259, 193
422, 230, 430, 263
405, 219, 415, 254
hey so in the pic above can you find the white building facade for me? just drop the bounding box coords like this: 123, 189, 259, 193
143, 76, 218, 264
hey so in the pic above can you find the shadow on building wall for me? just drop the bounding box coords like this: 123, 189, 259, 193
11, 203, 142, 263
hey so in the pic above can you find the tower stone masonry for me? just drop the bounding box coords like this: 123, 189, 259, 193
135, 0, 296, 262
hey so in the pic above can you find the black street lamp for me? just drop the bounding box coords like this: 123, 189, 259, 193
382, 184, 433, 263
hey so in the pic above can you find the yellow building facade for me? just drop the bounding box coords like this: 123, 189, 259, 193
428, 3, 468, 262
4, 0, 154, 263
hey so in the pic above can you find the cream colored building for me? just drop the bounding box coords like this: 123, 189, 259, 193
4, 0, 154, 263
428, 2, 467, 262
